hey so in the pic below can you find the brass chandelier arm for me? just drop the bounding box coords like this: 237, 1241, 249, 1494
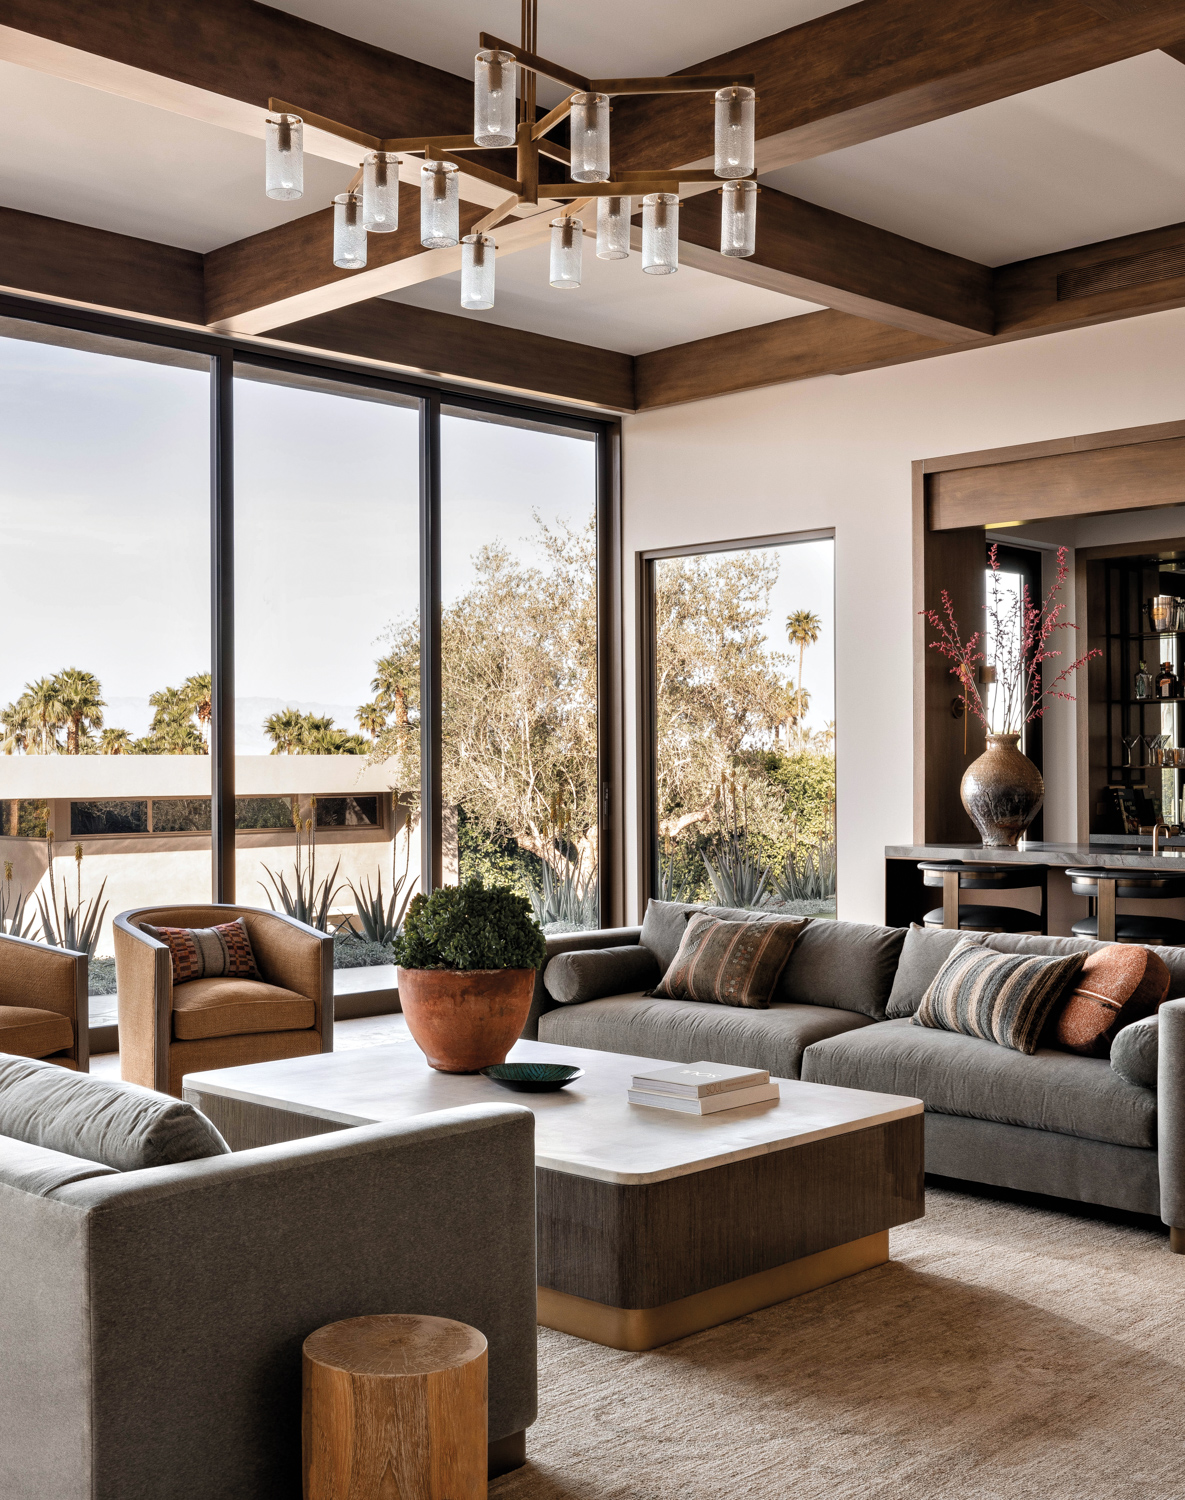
546, 180, 680, 197
531, 95, 575, 140
471, 192, 525, 235
267, 97, 380, 153
480, 32, 591, 92
436, 149, 522, 195
382, 134, 482, 153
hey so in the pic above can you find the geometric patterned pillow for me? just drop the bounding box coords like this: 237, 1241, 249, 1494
913, 938, 1085, 1054
141, 917, 261, 987
651, 911, 808, 1009
1055, 944, 1171, 1057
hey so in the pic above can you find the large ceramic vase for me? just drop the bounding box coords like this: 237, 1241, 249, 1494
397, 966, 536, 1073
960, 731, 1045, 848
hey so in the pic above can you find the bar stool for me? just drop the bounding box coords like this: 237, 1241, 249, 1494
917, 861, 1047, 934
1065, 867, 1185, 945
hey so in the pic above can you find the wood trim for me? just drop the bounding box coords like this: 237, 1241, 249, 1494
912, 461, 928, 844
266, 299, 635, 413
675, 187, 993, 341
921, 418, 1185, 475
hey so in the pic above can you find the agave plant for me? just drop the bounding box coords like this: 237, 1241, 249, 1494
36, 838, 108, 957
527, 854, 599, 931
260, 796, 344, 932
1, 859, 35, 939
347, 869, 417, 946
699, 773, 772, 909
656, 839, 695, 903
770, 835, 837, 902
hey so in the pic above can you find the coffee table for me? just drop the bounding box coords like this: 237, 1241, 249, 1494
184, 1036, 924, 1351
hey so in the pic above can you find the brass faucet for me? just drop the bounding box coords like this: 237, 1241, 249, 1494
1153, 820, 1170, 855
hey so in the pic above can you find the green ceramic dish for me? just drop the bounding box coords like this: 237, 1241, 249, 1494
480, 1062, 584, 1093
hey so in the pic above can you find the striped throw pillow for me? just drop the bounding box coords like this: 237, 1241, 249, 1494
652, 912, 807, 1009
913, 939, 1085, 1054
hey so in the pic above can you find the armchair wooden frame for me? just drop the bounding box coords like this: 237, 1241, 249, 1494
114, 904, 333, 1097
0, 930, 88, 1071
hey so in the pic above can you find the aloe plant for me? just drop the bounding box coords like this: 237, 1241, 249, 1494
1, 860, 35, 939
35, 838, 108, 957
260, 795, 344, 932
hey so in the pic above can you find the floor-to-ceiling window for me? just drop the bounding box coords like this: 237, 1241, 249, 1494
0, 319, 212, 1027
646, 533, 836, 917
233, 365, 421, 967
440, 406, 600, 931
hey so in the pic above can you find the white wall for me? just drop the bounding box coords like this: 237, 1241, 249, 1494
621, 307, 1185, 925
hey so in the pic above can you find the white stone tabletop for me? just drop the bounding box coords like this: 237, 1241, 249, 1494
185, 1036, 922, 1185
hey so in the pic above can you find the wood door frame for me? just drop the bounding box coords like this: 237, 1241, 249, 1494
913, 416, 1185, 843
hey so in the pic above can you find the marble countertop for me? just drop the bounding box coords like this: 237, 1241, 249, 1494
185, 1037, 921, 1187
886, 840, 1185, 871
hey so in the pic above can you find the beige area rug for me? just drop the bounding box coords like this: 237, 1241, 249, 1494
496, 1188, 1185, 1500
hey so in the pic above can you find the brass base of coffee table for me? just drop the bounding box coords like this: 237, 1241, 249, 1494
537, 1228, 888, 1351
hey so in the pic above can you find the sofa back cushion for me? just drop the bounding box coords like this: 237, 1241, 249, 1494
0, 1053, 229, 1171
885, 926, 966, 1018
776, 919, 904, 1019
640, 900, 694, 973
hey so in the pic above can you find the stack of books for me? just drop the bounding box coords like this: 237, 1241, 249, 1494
627, 1061, 780, 1114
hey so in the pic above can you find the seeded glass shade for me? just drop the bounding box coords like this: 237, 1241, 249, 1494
596, 195, 631, 259
461, 233, 496, 309
420, 161, 460, 248
720, 180, 757, 257
550, 216, 583, 288
474, 48, 518, 147
363, 152, 401, 232
570, 93, 610, 183
332, 192, 367, 269
265, 114, 303, 200
641, 193, 679, 275
714, 86, 755, 178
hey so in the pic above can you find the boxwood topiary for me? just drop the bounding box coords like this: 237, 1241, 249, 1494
392, 879, 547, 972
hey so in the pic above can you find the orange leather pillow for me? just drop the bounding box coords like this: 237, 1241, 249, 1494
1055, 945, 1170, 1056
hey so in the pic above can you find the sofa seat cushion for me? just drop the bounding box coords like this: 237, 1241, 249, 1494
538, 992, 877, 1079
802, 1018, 1156, 1149
171, 977, 315, 1041
0, 1005, 73, 1059
0, 1052, 229, 1169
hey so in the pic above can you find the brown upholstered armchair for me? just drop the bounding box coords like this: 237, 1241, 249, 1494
113, 905, 333, 1097
0, 931, 88, 1070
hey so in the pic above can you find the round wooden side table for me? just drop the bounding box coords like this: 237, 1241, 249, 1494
303, 1313, 488, 1500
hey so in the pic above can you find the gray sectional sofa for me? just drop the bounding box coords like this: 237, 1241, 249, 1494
531, 901, 1185, 1246
0, 1054, 538, 1500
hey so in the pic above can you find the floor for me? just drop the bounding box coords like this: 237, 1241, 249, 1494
93, 1018, 1183, 1499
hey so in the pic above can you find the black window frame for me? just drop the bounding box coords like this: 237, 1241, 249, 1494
0, 291, 622, 926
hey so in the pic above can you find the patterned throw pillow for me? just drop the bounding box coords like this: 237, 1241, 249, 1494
142, 918, 261, 987
652, 912, 807, 1009
913, 939, 1085, 1054
1055, 945, 1170, 1057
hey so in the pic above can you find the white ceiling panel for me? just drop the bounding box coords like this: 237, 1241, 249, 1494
762, 52, 1185, 266
383, 242, 821, 355
267, 0, 847, 105
0, 58, 352, 252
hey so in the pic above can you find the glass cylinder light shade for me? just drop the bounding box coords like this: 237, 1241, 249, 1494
332, 192, 367, 269
549, 216, 583, 289
720, 179, 757, 257
714, 85, 756, 178
474, 48, 518, 148
420, 161, 460, 248
596, 194, 631, 260
362, 151, 401, 232
265, 114, 303, 200
642, 193, 679, 275
461, 233, 496, 309
569, 92, 610, 183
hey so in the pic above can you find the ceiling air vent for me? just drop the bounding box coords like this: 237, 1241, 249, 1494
1058, 244, 1185, 301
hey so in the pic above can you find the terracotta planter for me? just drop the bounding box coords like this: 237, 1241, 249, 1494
961, 732, 1045, 848
396, 966, 536, 1073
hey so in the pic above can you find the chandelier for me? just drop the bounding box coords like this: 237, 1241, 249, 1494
262, 2, 757, 311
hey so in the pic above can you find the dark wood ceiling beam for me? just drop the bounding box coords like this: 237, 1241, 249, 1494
636, 215, 1185, 408
676, 187, 993, 341
267, 299, 634, 412
610, 0, 1185, 175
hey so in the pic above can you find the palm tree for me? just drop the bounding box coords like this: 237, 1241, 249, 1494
52, 668, 105, 755
181, 672, 213, 747
23, 677, 66, 754
0, 700, 32, 755
785, 610, 822, 744
263, 707, 305, 754
98, 727, 134, 754
356, 700, 386, 742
